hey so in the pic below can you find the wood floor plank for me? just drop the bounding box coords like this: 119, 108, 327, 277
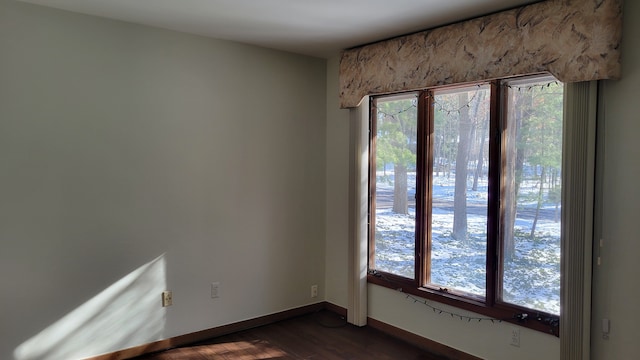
134, 310, 448, 360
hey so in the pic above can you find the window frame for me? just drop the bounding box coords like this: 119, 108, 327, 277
367, 76, 561, 335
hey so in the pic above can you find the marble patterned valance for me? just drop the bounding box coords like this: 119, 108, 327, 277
339, 0, 622, 108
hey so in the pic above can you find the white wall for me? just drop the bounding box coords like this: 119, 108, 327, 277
369, 286, 560, 359
591, 0, 640, 358
0, 0, 326, 359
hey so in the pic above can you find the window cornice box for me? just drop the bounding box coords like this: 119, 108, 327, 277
339, 0, 622, 108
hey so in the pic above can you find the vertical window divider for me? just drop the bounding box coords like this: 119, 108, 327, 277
417, 90, 432, 286
368, 98, 378, 271
486, 80, 501, 307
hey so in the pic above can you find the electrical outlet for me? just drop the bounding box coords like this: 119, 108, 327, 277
510, 327, 521, 347
211, 282, 220, 298
311, 285, 318, 298
162, 291, 173, 307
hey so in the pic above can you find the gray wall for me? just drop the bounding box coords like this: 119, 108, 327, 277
591, 0, 640, 358
0, 0, 326, 358
324, 56, 349, 308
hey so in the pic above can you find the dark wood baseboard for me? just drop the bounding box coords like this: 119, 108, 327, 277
88, 302, 326, 360
88, 302, 480, 360
367, 317, 483, 360
323, 301, 347, 318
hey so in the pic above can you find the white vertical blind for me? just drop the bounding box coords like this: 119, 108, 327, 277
347, 97, 369, 326
560, 81, 597, 359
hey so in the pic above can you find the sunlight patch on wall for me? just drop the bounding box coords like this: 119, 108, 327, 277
14, 255, 167, 360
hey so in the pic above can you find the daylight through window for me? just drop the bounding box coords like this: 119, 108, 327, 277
369, 74, 563, 329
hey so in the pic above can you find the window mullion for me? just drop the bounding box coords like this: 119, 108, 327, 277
486, 80, 502, 306
368, 97, 377, 271
416, 90, 432, 286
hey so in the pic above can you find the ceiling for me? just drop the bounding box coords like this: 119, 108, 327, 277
20, 0, 540, 58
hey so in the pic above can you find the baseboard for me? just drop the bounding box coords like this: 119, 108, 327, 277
367, 317, 483, 360
87, 302, 480, 360
87, 302, 326, 360
323, 301, 347, 318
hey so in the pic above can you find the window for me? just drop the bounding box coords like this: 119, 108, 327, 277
369, 74, 563, 331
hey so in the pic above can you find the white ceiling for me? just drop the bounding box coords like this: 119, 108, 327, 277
20, 0, 540, 58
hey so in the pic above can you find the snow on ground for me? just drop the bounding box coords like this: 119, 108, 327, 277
374, 172, 560, 315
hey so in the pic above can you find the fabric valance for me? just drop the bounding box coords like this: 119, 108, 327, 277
339, 0, 622, 108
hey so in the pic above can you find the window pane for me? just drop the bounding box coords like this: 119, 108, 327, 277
373, 95, 418, 278
502, 76, 563, 315
429, 85, 490, 297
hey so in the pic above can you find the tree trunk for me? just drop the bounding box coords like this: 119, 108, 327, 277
393, 164, 409, 214
472, 116, 488, 191
503, 129, 517, 259
434, 135, 441, 177
503, 90, 530, 260
551, 168, 561, 223
453, 92, 471, 241
530, 166, 546, 239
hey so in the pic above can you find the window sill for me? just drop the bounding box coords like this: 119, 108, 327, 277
367, 273, 559, 336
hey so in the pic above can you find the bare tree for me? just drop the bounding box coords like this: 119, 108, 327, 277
453, 92, 472, 241
503, 90, 530, 260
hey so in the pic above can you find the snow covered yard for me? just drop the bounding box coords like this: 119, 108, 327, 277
374, 173, 560, 315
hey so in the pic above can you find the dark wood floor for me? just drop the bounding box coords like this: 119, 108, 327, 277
134, 310, 448, 360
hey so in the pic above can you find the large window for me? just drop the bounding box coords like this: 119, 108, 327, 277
369, 74, 563, 331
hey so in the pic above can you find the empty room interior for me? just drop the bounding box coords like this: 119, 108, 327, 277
1, 0, 638, 359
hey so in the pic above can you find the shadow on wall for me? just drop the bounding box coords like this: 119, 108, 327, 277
13, 255, 167, 360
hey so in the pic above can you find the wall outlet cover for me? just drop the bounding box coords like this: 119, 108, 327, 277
162, 291, 173, 307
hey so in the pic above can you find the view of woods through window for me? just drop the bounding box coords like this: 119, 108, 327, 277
373, 93, 418, 278
371, 76, 563, 315
429, 85, 490, 297
501, 78, 563, 313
